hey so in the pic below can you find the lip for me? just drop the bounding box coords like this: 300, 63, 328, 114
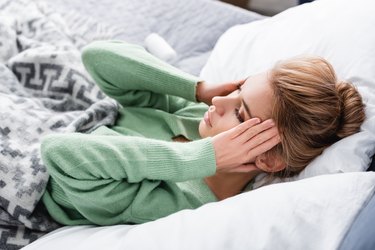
204, 111, 212, 127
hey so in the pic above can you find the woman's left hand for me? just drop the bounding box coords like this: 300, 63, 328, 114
212, 118, 280, 174
196, 79, 246, 106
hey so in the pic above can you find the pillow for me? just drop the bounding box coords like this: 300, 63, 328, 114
200, 0, 375, 186
23, 172, 375, 250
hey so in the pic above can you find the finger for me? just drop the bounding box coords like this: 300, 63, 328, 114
225, 82, 240, 92
214, 84, 233, 96
240, 119, 275, 143
246, 125, 279, 146
230, 118, 261, 139
246, 134, 281, 160
228, 163, 258, 173
234, 78, 247, 87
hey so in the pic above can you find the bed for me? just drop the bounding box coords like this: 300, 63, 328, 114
0, 0, 374, 249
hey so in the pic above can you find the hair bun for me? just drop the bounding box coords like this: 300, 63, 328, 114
335, 81, 365, 138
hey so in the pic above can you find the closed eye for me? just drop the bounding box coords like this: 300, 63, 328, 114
235, 85, 244, 123
238, 84, 252, 120
234, 108, 244, 123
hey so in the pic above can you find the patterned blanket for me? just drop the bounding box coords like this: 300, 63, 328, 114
0, 0, 120, 248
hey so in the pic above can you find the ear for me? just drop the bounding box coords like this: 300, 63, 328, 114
255, 153, 287, 173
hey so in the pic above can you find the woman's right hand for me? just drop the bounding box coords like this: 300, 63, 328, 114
212, 118, 280, 173
196, 79, 246, 106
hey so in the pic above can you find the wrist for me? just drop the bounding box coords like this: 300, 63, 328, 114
196, 80, 205, 102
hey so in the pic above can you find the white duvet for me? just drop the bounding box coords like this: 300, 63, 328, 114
23, 172, 375, 250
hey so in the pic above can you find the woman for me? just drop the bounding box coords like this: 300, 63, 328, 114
41, 40, 365, 226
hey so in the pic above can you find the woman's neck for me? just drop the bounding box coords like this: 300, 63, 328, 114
204, 170, 261, 201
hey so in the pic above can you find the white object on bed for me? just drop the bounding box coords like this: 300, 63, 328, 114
200, 0, 375, 187
23, 172, 375, 250
144, 33, 177, 62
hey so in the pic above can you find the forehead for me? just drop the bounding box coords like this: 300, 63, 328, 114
242, 72, 274, 121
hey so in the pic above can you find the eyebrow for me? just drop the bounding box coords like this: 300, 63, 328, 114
241, 99, 252, 119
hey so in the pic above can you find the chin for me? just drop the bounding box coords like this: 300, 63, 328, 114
199, 119, 214, 138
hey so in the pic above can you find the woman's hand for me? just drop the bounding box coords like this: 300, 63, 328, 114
212, 118, 280, 173
196, 79, 246, 106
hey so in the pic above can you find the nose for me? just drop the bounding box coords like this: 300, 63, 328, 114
211, 96, 226, 116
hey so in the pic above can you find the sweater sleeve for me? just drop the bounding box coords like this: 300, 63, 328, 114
41, 133, 217, 183
81, 40, 202, 112
42, 132, 217, 225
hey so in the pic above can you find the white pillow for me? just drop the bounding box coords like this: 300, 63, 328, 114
23, 172, 375, 250
200, 0, 375, 186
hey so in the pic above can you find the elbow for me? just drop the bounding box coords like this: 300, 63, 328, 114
81, 42, 113, 93
81, 40, 139, 68
40, 134, 63, 172
41, 134, 61, 161
81, 40, 115, 72
81, 40, 124, 68
81, 41, 102, 72
40, 134, 75, 176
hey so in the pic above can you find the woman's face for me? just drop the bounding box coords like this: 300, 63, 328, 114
199, 72, 274, 138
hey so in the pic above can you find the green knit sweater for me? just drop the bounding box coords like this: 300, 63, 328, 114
41, 40, 219, 226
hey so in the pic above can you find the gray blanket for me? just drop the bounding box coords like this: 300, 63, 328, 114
0, 0, 120, 248
0, 0, 263, 248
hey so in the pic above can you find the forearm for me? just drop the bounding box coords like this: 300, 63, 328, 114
43, 176, 194, 225
81, 40, 201, 105
41, 133, 217, 183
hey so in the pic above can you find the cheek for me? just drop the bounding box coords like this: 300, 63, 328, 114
212, 117, 239, 135
199, 116, 239, 138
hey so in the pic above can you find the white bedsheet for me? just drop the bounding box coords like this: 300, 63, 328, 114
23, 172, 375, 250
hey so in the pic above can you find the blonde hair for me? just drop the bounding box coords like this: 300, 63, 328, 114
268, 56, 365, 178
